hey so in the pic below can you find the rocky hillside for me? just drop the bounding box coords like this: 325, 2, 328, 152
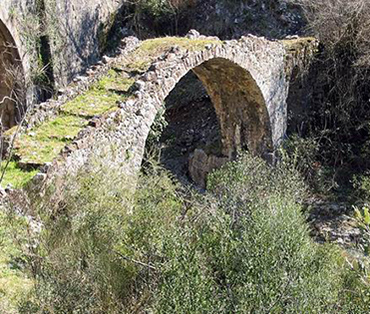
113, 0, 306, 41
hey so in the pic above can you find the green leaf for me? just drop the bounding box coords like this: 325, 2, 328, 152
364, 207, 370, 226
355, 207, 363, 221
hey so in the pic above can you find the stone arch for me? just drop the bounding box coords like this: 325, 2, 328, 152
140, 47, 276, 186
192, 57, 273, 158
143, 53, 274, 158
0, 18, 25, 129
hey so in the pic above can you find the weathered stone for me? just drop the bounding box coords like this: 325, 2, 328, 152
32, 173, 47, 184
186, 29, 201, 39
189, 149, 229, 189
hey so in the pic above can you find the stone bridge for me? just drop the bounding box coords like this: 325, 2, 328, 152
2, 33, 317, 190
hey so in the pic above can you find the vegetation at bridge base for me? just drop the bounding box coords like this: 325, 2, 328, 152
0, 153, 365, 313
0, 206, 33, 313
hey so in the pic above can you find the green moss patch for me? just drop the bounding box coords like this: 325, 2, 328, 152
13, 115, 87, 165
98, 69, 135, 93
0, 161, 38, 188
138, 37, 222, 53
125, 37, 222, 72
61, 70, 133, 117
61, 89, 122, 117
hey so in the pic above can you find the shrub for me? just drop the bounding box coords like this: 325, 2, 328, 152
290, 0, 370, 178
352, 172, 370, 203
0, 206, 33, 313
280, 134, 337, 194
339, 206, 370, 312
205, 154, 343, 312
19, 154, 349, 312
22, 169, 137, 312
21, 163, 185, 313
127, 0, 194, 36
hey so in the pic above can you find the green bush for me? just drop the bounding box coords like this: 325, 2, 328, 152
128, 0, 187, 36
204, 154, 343, 313
352, 173, 370, 203
20, 163, 184, 313
20, 154, 351, 312
22, 169, 137, 313
0, 206, 33, 313
280, 134, 337, 194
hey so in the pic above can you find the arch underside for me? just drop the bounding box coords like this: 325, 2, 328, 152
191, 58, 273, 159
155, 56, 274, 187
0, 19, 24, 129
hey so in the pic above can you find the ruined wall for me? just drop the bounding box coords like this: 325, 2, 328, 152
45, 0, 123, 88
1, 0, 124, 89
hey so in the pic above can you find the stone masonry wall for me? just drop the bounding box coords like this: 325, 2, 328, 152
46, 0, 124, 88
1, 0, 125, 89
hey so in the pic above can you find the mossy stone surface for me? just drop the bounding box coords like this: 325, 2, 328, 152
0, 161, 38, 188
13, 115, 86, 165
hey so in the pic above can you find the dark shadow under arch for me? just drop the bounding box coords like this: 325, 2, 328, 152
193, 58, 273, 158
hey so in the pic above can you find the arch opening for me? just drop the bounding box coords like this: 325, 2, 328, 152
193, 58, 273, 158
144, 57, 273, 188
0, 19, 25, 130
157, 71, 223, 187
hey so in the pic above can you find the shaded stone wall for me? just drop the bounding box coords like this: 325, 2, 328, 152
0, 0, 125, 128
45, 0, 123, 88
1, 0, 124, 88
